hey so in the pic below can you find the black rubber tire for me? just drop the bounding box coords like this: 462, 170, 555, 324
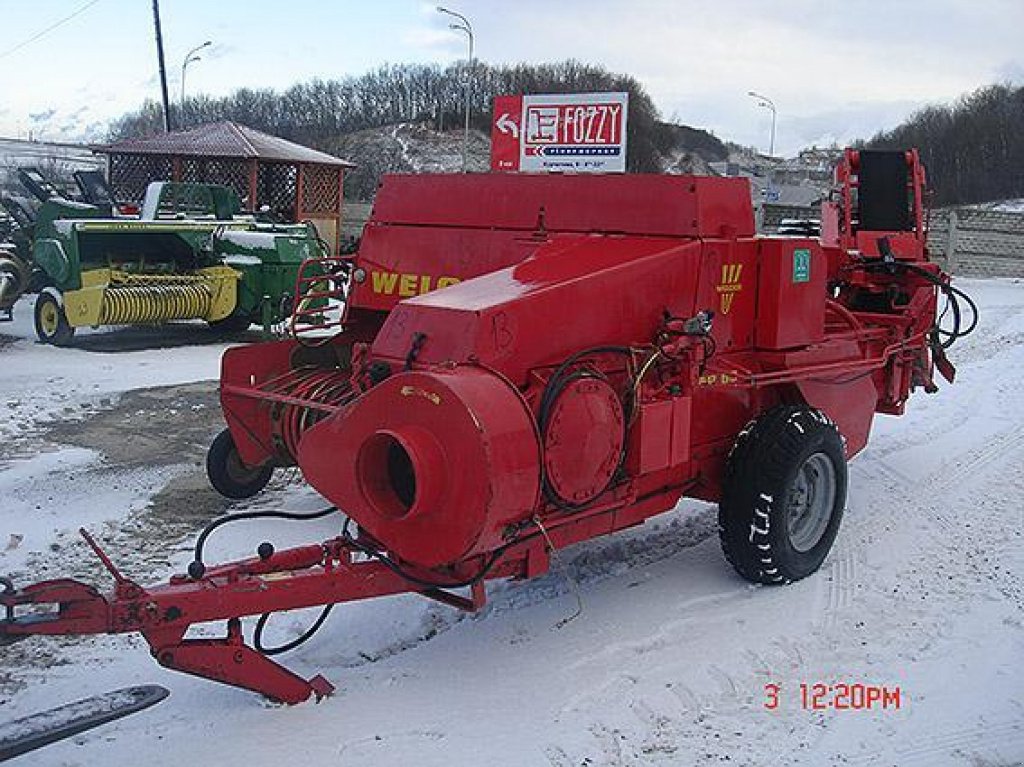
208, 311, 253, 335
28, 268, 52, 295
718, 405, 847, 584
206, 428, 273, 500
33, 291, 75, 346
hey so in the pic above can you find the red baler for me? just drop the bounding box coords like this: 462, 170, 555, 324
1, 150, 974, 704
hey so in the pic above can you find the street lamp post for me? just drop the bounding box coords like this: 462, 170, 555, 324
181, 41, 212, 117
437, 6, 473, 172
747, 90, 776, 157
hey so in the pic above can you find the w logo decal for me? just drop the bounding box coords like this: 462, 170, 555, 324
716, 263, 744, 315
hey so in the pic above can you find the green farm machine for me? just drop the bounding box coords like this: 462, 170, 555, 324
2, 169, 327, 345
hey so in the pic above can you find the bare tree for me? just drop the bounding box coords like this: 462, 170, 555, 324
867, 83, 1024, 205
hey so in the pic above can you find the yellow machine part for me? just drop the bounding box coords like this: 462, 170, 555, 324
62, 267, 240, 328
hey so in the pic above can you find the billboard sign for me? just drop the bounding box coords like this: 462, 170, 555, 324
491, 92, 629, 173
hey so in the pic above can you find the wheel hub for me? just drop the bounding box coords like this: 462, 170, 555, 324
39, 303, 59, 335
225, 449, 263, 484
786, 452, 836, 552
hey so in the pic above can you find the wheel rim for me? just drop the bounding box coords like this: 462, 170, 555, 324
39, 302, 59, 337
786, 452, 836, 552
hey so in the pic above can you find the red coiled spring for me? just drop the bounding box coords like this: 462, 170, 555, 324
264, 368, 358, 460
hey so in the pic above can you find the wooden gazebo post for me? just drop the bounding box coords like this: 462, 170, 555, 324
248, 159, 259, 212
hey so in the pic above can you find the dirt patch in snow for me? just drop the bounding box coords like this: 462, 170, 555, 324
46, 381, 221, 468
28, 382, 236, 578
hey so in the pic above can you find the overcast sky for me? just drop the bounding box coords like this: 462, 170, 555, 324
0, 0, 1020, 156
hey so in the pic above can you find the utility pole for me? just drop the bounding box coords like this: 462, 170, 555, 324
152, 0, 172, 132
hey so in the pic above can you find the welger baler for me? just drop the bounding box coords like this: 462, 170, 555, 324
0, 150, 974, 706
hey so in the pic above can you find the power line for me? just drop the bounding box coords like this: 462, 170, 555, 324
0, 0, 102, 60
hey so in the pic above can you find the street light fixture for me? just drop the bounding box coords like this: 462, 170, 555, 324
747, 90, 776, 158
181, 40, 213, 116
437, 6, 473, 172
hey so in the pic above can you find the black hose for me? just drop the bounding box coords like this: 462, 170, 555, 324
536, 345, 634, 429
253, 514, 562, 656
254, 604, 334, 656
189, 505, 536, 656
184, 505, 341, 655
189, 506, 339, 578
338, 519, 510, 590
855, 259, 978, 348
900, 261, 978, 343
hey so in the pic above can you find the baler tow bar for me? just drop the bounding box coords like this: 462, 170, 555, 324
0, 518, 552, 704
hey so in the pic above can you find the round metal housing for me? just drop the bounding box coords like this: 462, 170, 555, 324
298, 368, 541, 567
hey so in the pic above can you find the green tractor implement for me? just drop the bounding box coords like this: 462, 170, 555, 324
19, 173, 326, 345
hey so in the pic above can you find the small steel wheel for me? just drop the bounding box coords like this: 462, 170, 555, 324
34, 290, 75, 346
719, 406, 847, 584
206, 428, 273, 500
786, 452, 837, 552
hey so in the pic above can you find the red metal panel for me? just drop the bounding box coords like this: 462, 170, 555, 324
797, 376, 878, 457
755, 238, 826, 350
626, 400, 673, 475
219, 339, 295, 466
692, 238, 758, 351
350, 224, 545, 312
370, 235, 704, 385
854, 230, 921, 259
369, 173, 754, 238
670, 396, 692, 466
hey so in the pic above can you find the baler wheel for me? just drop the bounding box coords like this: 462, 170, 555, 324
718, 406, 847, 585
208, 311, 253, 335
34, 290, 75, 346
207, 428, 273, 500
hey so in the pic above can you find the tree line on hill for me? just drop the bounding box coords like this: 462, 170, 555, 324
865, 83, 1024, 206
109, 60, 694, 186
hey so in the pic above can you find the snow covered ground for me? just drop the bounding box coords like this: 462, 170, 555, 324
981, 199, 1024, 214
0, 278, 1022, 766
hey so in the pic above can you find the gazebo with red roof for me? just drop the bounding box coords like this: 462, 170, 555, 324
95, 121, 355, 252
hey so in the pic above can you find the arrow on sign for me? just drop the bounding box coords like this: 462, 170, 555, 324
495, 113, 519, 138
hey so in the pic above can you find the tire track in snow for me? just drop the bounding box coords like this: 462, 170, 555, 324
817, 540, 864, 629
920, 423, 1024, 496
846, 718, 1024, 765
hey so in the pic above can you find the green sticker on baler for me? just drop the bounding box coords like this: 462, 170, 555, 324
793, 249, 811, 283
